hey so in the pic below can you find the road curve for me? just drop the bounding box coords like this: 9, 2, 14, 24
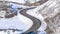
20, 8, 41, 34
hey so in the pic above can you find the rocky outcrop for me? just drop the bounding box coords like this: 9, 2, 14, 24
38, 0, 60, 34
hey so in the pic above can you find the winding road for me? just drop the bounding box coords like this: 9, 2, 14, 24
20, 8, 41, 34
0, 1, 48, 34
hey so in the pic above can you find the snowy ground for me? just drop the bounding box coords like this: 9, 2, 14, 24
2, 0, 41, 4
0, 13, 33, 34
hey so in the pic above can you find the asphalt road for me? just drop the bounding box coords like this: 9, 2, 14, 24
20, 8, 41, 34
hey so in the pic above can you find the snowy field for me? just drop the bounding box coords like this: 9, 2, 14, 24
0, 13, 33, 34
